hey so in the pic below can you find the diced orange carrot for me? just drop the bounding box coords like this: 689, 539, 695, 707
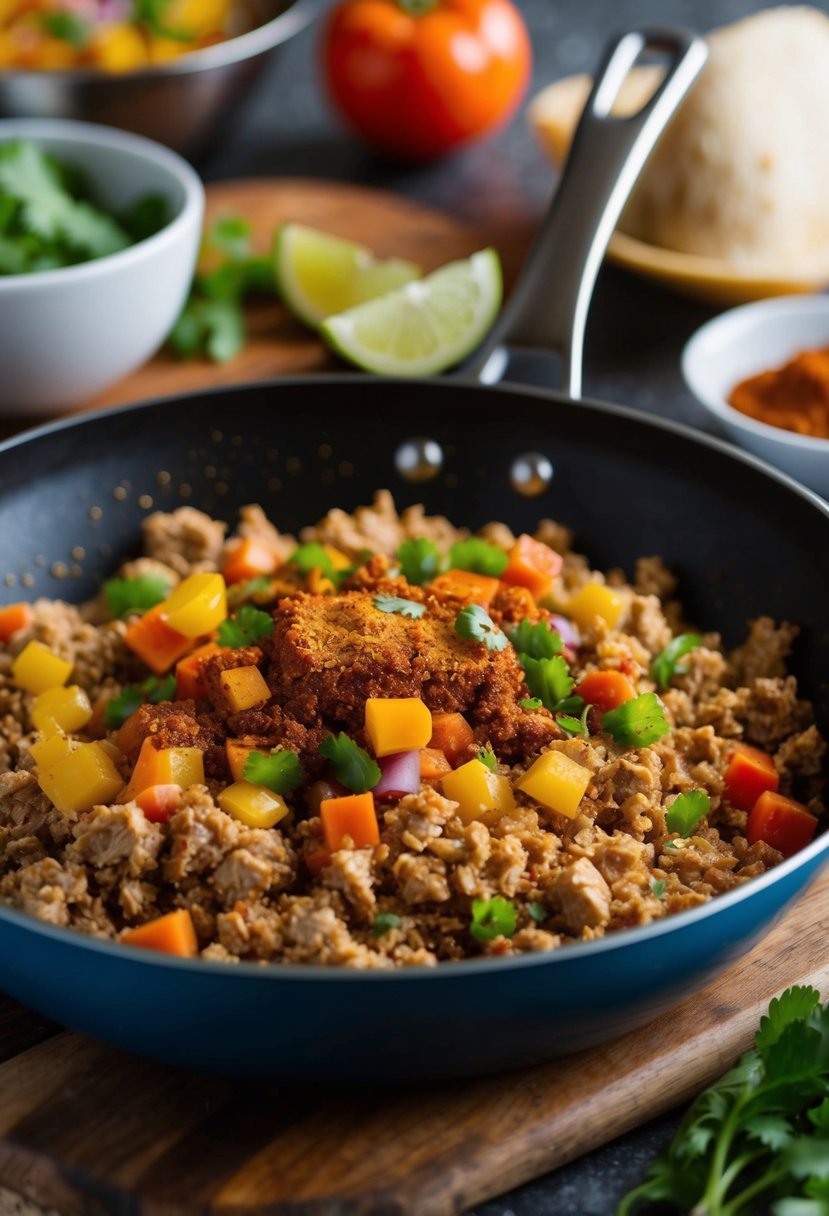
222, 537, 278, 585
575, 670, 636, 714
501, 534, 563, 599
304, 842, 333, 877
114, 707, 147, 759
135, 784, 181, 823
119, 736, 204, 803
428, 712, 474, 765
320, 792, 379, 851
225, 737, 265, 783
420, 747, 452, 781
122, 909, 198, 957
724, 744, 780, 811
124, 604, 193, 674
747, 790, 818, 858
175, 641, 222, 701
0, 602, 32, 644
428, 569, 501, 607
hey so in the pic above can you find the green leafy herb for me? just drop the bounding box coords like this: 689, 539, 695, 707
601, 692, 671, 749
104, 572, 170, 619
319, 733, 380, 794
398, 538, 441, 585
42, 11, 91, 48
477, 748, 497, 772
372, 912, 402, 937
521, 697, 543, 710
557, 702, 591, 738
449, 538, 508, 577
289, 543, 335, 579
665, 789, 710, 838
237, 575, 274, 599
470, 896, 517, 942
510, 619, 563, 660
455, 605, 508, 652
528, 900, 547, 923
103, 673, 176, 729
133, 0, 192, 40
243, 748, 303, 795
650, 878, 666, 900
650, 632, 703, 692
218, 605, 274, 648
374, 594, 426, 620
521, 655, 574, 713
619, 985, 829, 1216
169, 297, 245, 364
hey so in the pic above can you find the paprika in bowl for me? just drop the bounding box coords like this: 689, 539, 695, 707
682, 295, 829, 499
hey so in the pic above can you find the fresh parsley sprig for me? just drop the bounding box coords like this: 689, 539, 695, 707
650, 633, 703, 691
601, 692, 671, 748
319, 733, 380, 794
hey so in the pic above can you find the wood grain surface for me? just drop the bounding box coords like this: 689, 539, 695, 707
0, 869, 828, 1215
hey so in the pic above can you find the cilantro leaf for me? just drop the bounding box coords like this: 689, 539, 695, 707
510, 619, 563, 660
449, 538, 508, 577
528, 900, 546, 923
206, 214, 253, 261
455, 605, 508, 651
477, 748, 497, 772
372, 912, 401, 937
218, 604, 273, 648
374, 594, 426, 620
557, 703, 591, 738
290, 544, 335, 580
470, 896, 516, 942
42, 11, 91, 48
103, 673, 176, 729
521, 697, 543, 710
601, 692, 671, 748
650, 878, 666, 899
521, 654, 574, 712
143, 674, 176, 704
243, 748, 303, 795
398, 538, 440, 585
665, 789, 710, 837
758, 987, 822, 1054
319, 733, 380, 794
104, 572, 171, 619
650, 632, 703, 691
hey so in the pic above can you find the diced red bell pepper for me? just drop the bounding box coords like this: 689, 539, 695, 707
724, 743, 779, 811
747, 790, 818, 858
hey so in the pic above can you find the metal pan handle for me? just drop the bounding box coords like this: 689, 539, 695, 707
469, 28, 708, 398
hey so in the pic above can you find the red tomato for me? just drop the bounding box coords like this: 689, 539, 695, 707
322, 0, 532, 161
746, 791, 818, 858
723, 743, 779, 811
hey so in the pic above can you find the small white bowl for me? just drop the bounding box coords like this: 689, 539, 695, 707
0, 118, 204, 414
682, 296, 829, 499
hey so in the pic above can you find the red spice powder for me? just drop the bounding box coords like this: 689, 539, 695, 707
728, 347, 829, 439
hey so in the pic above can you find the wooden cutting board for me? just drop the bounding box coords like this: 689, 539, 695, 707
0, 869, 828, 1216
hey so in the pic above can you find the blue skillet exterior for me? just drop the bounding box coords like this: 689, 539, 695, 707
0, 377, 825, 1082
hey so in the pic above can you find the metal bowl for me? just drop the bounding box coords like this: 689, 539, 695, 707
0, 0, 316, 156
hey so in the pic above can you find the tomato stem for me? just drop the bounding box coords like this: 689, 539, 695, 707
396, 0, 439, 14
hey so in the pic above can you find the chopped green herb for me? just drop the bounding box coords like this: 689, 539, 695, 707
169, 297, 245, 364
133, 0, 192, 40
237, 575, 274, 598
289, 543, 335, 580
665, 789, 710, 838
557, 702, 591, 738
398, 538, 441, 585
528, 900, 547, 923
449, 538, 508, 577
373, 594, 426, 620
477, 748, 497, 772
510, 619, 563, 660
104, 572, 170, 620
143, 674, 176, 704
319, 733, 380, 794
650, 632, 703, 692
218, 604, 274, 648
42, 11, 91, 48
103, 673, 176, 729
521, 654, 574, 713
243, 748, 303, 795
601, 692, 671, 748
521, 697, 543, 710
372, 912, 402, 937
619, 985, 829, 1216
470, 896, 517, 942
455, 604, 508, 651
650, 878, 666, 900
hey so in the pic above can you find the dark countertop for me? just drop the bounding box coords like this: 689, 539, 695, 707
198, 3, 828, 1211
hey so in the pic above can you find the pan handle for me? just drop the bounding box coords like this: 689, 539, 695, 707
468, 28, 708, 398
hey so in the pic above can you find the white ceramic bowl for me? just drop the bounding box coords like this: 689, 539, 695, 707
682, 295, 829, 500
0, 118, 204, 414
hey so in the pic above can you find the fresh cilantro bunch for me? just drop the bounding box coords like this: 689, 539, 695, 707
0, 140, 169, 276
169, 215, 276, 363
621, 986, 829, 1216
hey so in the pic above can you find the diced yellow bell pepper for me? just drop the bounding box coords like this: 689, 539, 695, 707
164, 0, 230, 38
365, 697, 433, 758
517, 751, 592, 820
566, 583, 624, 631
323, 545, 353, 571
11, 640, 72, 694
442, 758, 516, 826
161, 573, 227, 639
31, 734, 124, 817
31, 685, 92, 737
219, 666, 271, 713
89, 24, 149, 72
120, 737, 205, 803
218, 781, 289, 830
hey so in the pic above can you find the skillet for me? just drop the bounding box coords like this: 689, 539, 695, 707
0, 31, 827, 1084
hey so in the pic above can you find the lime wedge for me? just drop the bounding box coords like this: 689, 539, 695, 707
320, 248, 502, 377
274, 223, 421, 329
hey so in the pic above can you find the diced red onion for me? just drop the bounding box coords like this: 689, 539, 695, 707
374, 750, 422, 801
550, 614, 581, 651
